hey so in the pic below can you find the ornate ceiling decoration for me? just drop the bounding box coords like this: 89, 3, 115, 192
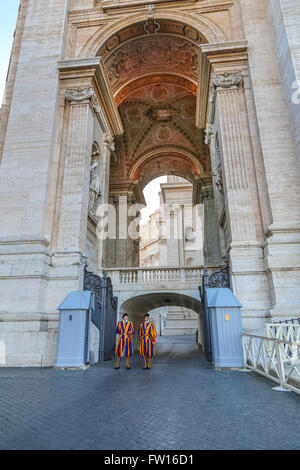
110, 82, 210, 188
98, 19, 205, 61
104, 19, 210, 191
115, 75, 197, 106
131, 153, 201, 189
98, 20, 206, 98
105, 35, 199, 95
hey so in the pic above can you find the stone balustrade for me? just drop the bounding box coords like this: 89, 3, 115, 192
107, 266, 203, 285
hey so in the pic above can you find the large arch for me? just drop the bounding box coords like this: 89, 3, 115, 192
129, 149, 204, 189
120, 291, 202, 317
79, 12, 228, 59
118, 290, 203, 348
98, 10, 221, 273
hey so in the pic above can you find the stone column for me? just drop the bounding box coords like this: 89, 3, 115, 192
210, 73, 257, 244
209, 71, 270, 330
105, 185, 143, 268
199, 183, 221, 266
52, 87, 96, 290
97, 132, 115, 269
238, 1, 300, 320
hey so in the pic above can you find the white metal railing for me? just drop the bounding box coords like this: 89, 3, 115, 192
266, 323, 300, 362
242, 334, 300, 395
107, 266, 203, 284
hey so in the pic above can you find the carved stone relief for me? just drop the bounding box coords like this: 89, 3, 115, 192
98, 19, 205, 62
105, 36, 199, 93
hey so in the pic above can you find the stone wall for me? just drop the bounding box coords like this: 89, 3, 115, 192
0, 0, 299, 365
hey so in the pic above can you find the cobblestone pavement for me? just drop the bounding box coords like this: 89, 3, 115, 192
0, 336, 299, 450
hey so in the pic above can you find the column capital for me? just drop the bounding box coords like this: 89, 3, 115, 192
104, 131, 115, 153
196, 40, 248, 128
200, 184, 214, 203
65, 86, 101, 112
210, 72, 243, 92
192, 176, 213, 204
58, 58, 124, 136
208, 72, 243, 108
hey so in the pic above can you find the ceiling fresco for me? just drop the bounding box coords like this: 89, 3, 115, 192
101, 20, 210, 191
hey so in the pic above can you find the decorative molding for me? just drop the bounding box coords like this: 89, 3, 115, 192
65, 87, 101, 115
145, 4, 155, 18
208, 72, 243, 107
104, 131, 115, 152
101, 0, 196, 12
58, 58, 124, 136
200, 184, 214, 203
211, 72, 243, 89
207, 256, 230, 288
196, 40, 248, 129
204, 124, 214, 145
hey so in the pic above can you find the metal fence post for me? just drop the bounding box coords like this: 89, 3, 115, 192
274, 340, 286, 390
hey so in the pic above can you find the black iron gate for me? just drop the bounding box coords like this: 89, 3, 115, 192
84, 267, 118, 361
199, 257, 230, 362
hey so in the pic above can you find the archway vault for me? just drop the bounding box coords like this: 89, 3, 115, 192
129, 150, 203, 189
120, 291, 202, 319
102, 13, 215, 270
75, 16, 213, 188
79, 13, 228, 59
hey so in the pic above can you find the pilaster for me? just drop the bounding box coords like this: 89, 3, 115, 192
199, 183, 221, 266
198, 41, 272, 329
106, 180, 145, 268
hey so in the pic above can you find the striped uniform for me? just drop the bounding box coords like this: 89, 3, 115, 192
138, 321, 157, 359
115, 320, 135, 358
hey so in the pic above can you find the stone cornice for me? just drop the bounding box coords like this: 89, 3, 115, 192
58, 58, 123, 136
68, 1, 235, 26
100, 0, 196, 13
109, 179, 146, 205
192, 176, 213, 204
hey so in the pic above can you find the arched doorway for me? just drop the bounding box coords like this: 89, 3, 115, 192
94, 18, 222, 271
56, 9, 267, 365
119, 290, 204, 357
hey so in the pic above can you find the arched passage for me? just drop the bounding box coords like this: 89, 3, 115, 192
120, 291, 202, 317
82, 13, 223, 347
118, 290, 204, 353
100, 16, 222, 270
79, 13, 228, 59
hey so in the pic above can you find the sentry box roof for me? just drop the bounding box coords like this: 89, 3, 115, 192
57, 291, 93, 310
206, 288, 243, 308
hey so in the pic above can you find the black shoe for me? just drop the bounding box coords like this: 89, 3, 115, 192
126, 366, 131, 369
115, 366, 120, 369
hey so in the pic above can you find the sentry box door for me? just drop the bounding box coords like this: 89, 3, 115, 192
206, 288, 244, 369
55, 291, 92, 368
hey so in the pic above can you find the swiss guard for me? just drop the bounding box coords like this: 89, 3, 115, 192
115, 313, 135, 369
138, 313, 157, 369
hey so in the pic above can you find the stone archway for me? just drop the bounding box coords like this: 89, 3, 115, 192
118, 290, 203, 350
94, 18, 222, 270
1, 0, 300, 369
79, 12, 228, 59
